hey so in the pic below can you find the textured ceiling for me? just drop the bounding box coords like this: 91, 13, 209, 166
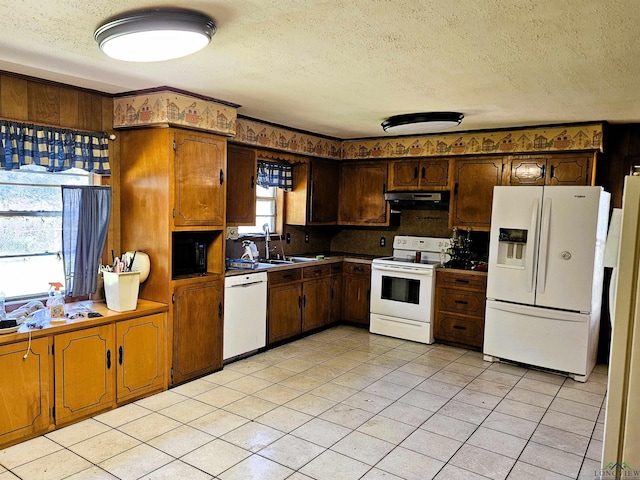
0, 0, 638, 138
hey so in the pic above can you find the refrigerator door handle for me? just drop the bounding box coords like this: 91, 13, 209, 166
537, 198, 552, 294
527, 199, 539, 292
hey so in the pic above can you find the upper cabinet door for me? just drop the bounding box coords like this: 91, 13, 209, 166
309, 158, 339, 224
173, 131, 226, 228
388, 160, 420, 189
388, 159, 449, 191
546, 153, 594, 185
338, 161, 389, 226
507, 153, 594, 186
286, 158, 338, 226
226, 145, 257, 226
419, 159, 449, 188
450, 156, 506, 231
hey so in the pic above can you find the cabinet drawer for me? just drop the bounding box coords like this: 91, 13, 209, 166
435, 312, 484, 348
268, 268, 302, 285
331, 263, 343, 275
344, 262, 371, 275
438, 288, 486, 316
437, 271, 487, 290
303, 264, 331, 279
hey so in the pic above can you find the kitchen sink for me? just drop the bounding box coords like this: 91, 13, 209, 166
287, 256, 318, 263
260, 259, 294, 265
257, 257, 321, 267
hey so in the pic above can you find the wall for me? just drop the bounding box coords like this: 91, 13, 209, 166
226, 209, 491, 261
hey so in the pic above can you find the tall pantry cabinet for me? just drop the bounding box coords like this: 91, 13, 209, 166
119, 128, 227, 386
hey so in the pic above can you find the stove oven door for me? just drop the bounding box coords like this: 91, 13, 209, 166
370, 263, 435, 323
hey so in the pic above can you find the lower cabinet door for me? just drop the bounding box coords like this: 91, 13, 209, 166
0, 337, 51, 446
302, 277, 332, 332
172, 281, 223, 385
116, 314, 166, 403
342, 275, 370, 325
268, 283, 302, 344
54, 324, 115, 425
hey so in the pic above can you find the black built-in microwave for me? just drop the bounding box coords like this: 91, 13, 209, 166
172, 235, 207, 276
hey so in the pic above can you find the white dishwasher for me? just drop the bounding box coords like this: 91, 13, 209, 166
223, 271, 268, 361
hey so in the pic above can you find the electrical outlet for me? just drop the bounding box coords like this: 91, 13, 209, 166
380, 236, 386, 247
226, 226, 238, 240
305, 233, 310, 243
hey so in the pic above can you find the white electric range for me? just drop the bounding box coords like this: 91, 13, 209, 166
370, 236, 450, 344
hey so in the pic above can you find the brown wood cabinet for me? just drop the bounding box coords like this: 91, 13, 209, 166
286, 158, 339, 225
301, 264, 332, 332
339, 162, 389, 226
388, 158, 449, 190
0, 300, 167, 449
54, 324, 116, 425
116, 314, 166, 403
226, 144, 257, 226
267, 268, 303, 344
434, 269, 487, 350
0, 337, 51, 447
450, 156, 506, 231
330, 263, 343, 323
507, 152, 595, 186
173, 131, 226, 228
342, 262, 371, 326
267, 263, 340, 344
172, 280, 223, 385
120, 127, 227, 386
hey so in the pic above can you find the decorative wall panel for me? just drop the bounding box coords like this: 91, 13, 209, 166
113, 90, 237, 136
234, 117, 342, 160
341, 123, 603, 160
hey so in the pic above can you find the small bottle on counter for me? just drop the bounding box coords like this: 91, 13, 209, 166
47, 282, 66, 322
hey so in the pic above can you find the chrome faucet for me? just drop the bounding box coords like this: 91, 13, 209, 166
263, 223, 270, 260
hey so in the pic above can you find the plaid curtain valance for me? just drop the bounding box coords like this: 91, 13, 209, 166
257, 159, 292, 191
0, 120, 110, 174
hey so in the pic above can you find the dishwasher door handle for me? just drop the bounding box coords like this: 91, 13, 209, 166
228, 281, 266, 288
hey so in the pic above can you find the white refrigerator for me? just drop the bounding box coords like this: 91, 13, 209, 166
484, 186, 610, 382
602, 175, 640, 471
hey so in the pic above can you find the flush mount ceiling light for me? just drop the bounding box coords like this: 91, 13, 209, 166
382, 112, 464, 135
94, 9, 216, 62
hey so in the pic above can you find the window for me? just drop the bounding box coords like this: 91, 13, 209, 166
0, 165, 92, 299
238, 185, 277, 235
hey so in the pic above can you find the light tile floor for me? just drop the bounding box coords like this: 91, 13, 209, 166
0, 325, 608, 480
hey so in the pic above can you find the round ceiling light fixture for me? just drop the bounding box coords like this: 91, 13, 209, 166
95, 9, 216, 62
382, 112, 464, 135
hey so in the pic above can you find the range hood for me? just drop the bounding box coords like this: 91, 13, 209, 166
384, 191, 449, 210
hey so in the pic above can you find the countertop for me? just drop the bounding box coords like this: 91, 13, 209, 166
0, 299, 169, 346
225, 253, 376, 276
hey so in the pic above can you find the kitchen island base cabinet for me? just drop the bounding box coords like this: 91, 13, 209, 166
171, 281, 223, 385
0, 338, 51, 447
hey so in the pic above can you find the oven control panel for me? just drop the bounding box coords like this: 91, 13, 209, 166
392, 236, 449, 252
